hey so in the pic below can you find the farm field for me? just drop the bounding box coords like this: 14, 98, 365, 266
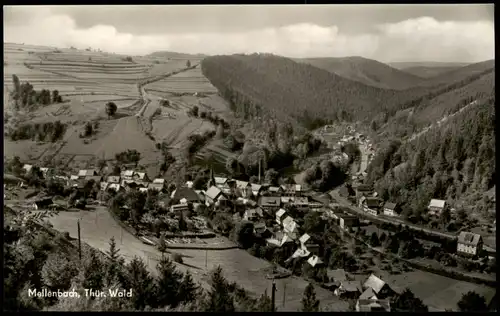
144, 66, 218, 94
3, 139, 56, 161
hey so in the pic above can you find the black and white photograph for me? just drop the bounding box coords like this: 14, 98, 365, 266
3, 4, 495, 312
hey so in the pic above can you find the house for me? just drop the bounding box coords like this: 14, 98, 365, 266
292, 197, 309, 208
121, 170, 135, 180
286, 247, 311, 263
363, 197, 382, 215
78, 169, 98, 178
70, 175, 79, 181
356, 299, 391, 312
281, 184, 302, 197
254, 223, 273, 239
32, 198, 54, 210
268, 186, 283, 195
298, 233, 320, 256
383, 202, 398, 216
171, 187, 200, 203
266, 231, 294, 247
132, 172, 150, 184
107, 183, 122, 192
283, 218, 299, 239
244, 208, 263, 221
139, 187, 148, 193
148, 182, 165, 191
281, 196, 294, 204
236, 180, 251, 197
457, 232, 483, 257
334, 281, 363, 299
205, 186, 223, 205
251, 183, 263, 197
236, 197, 257, 207
356, 184, 373, 201
100, 182, 109, 191
85, 175, 103, 184
363, 274, 395, 299
40, 167, 51, 178
170, 203, 189, 213
428, 199, 446, 216
185, 181, 194, 188
276, 208, 287, 224
214, 177, 228, 188
22, 164, 33, 173
359, 287, 378, 300
339, 214, 360, 230
107, 176, 121, 184
307, 255, 324, 268
327, 269, 348, 284
260, 196, 281, 211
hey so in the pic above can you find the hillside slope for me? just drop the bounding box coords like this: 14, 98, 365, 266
297, 56, 425, 90
201, 54, 495, 132
420, 59, 495, 88
399, 66, 463, 78
389, 61, 470, 70
147, 51, 207, 60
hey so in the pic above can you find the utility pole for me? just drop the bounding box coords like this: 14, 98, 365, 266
282, 282, 286, 308
120, 226, 123, 244
205, 249, 208, 269
77, 219, 82, 261
271, 280, 276, 312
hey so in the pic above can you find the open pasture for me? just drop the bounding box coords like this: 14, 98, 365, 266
3, 139, 56, 161
152, 113, 213, 146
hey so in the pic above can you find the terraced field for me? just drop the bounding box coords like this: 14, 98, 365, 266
144, 65, 218, 94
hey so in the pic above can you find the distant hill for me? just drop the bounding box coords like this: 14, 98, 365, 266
389, 61, 471, 70
420, 59, 494, 87
400, 66, 463, 78
147, 51, 207, 60
296, 56, 425, 90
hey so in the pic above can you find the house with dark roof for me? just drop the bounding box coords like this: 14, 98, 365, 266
107, 176, 121, 184
235, 180, 251, 197
334, 281, 363, 299
251, 183, 263, 197
171, 187, 200, 203
259, 196, 281, 211
383, 202, 398, 216
339, 214, 360, 230
78, 169, 98, 178
362, 197, 382, 216
327, 269, 348, 284
254, 222, 273, 239
457, 232, 483, 257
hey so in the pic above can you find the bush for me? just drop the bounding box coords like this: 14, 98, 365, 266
172, 253, 183, 264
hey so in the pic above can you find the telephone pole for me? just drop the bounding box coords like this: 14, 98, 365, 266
77, 220, 82, 261
271, 280, 276, 312
282, 282, 286, 308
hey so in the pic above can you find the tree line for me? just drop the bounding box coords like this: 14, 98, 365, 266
10, 74, 63, 110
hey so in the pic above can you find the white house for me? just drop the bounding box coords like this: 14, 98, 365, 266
276, 208, 287, 225
307, 255, 323, 267
120, 170, 135, 180
428, 199, 446, 216
457, 232, 483, 257
205, 186, 223, 205
383, 202, 398, 217
236, 180, 251, 197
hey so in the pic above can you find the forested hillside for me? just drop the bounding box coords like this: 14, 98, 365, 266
366, 97, 495, 225
400, 66, 464, 79
201, 54, 495, 133
419, 60, 495, 88
297, 56, 425, 90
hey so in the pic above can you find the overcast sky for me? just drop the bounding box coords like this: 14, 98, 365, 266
3, 5, 495, 63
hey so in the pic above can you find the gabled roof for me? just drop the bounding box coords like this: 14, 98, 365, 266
108, 183, 121, 191
429, 199, 446, 209
153, 178, 165, 184
276, 208, 287, 218
307, 255, 323, 267
23, 164, 33, 172
284, 220, 299, 234
205, 186, 222, 200
100, 182, 109, 191
148, 182, 164, 190
327, 269, 347, 282
40, 167, 50, 173
363, 274, 386, 294
383, 202, 397, 210
340, 281, 362, 293
268, 186, 282, 192
299, 233, 311, 245
295, 184, 302, 192
458, 231, 482, 246
121, 170, 135, 177
359, 288, 378, 300
134, 172, 147, 180
293, 197, 309, 205
214, 177, 227, 185
365, 197, 382, 208
70, 175, 79, 180
107, 176, 120, 183
357, 184, 373, 192
251, 183, 263, 191
357, 299, 390, 312
139, 187, 148, 193
291, 247, 311, 259
260, 196, 281, 207
281, 196, 294, 204
236, 180, 250, 189
282, 216, 294, 227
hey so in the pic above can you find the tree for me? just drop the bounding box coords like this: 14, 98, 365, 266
158, 235, 167, 253
123, 257, 156, 310
186, 60, 191, 68
216, 124, 224, 139
393, 288, 428, 312
105, 102, 118, 119
52, 90, 62, 103
301, 283, 320, 312
264, 168, 279, 186
81, 249, 104, 291
156, 255, 183, 308
204, 266, 235, 312
233, 221, 255, 249
370, 232, 380, 247
104, 237, 124, 286
191, 105, 199, 117
179, 211, 188, 231
41, 253, 78, 291
178, 271, 199, 305
83, 121, 93, 137
457, 291, 487, 312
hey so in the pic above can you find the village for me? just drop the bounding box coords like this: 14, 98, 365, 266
4, 124, 496, 312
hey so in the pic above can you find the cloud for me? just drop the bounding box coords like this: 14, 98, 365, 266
3, 7, 495, 62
